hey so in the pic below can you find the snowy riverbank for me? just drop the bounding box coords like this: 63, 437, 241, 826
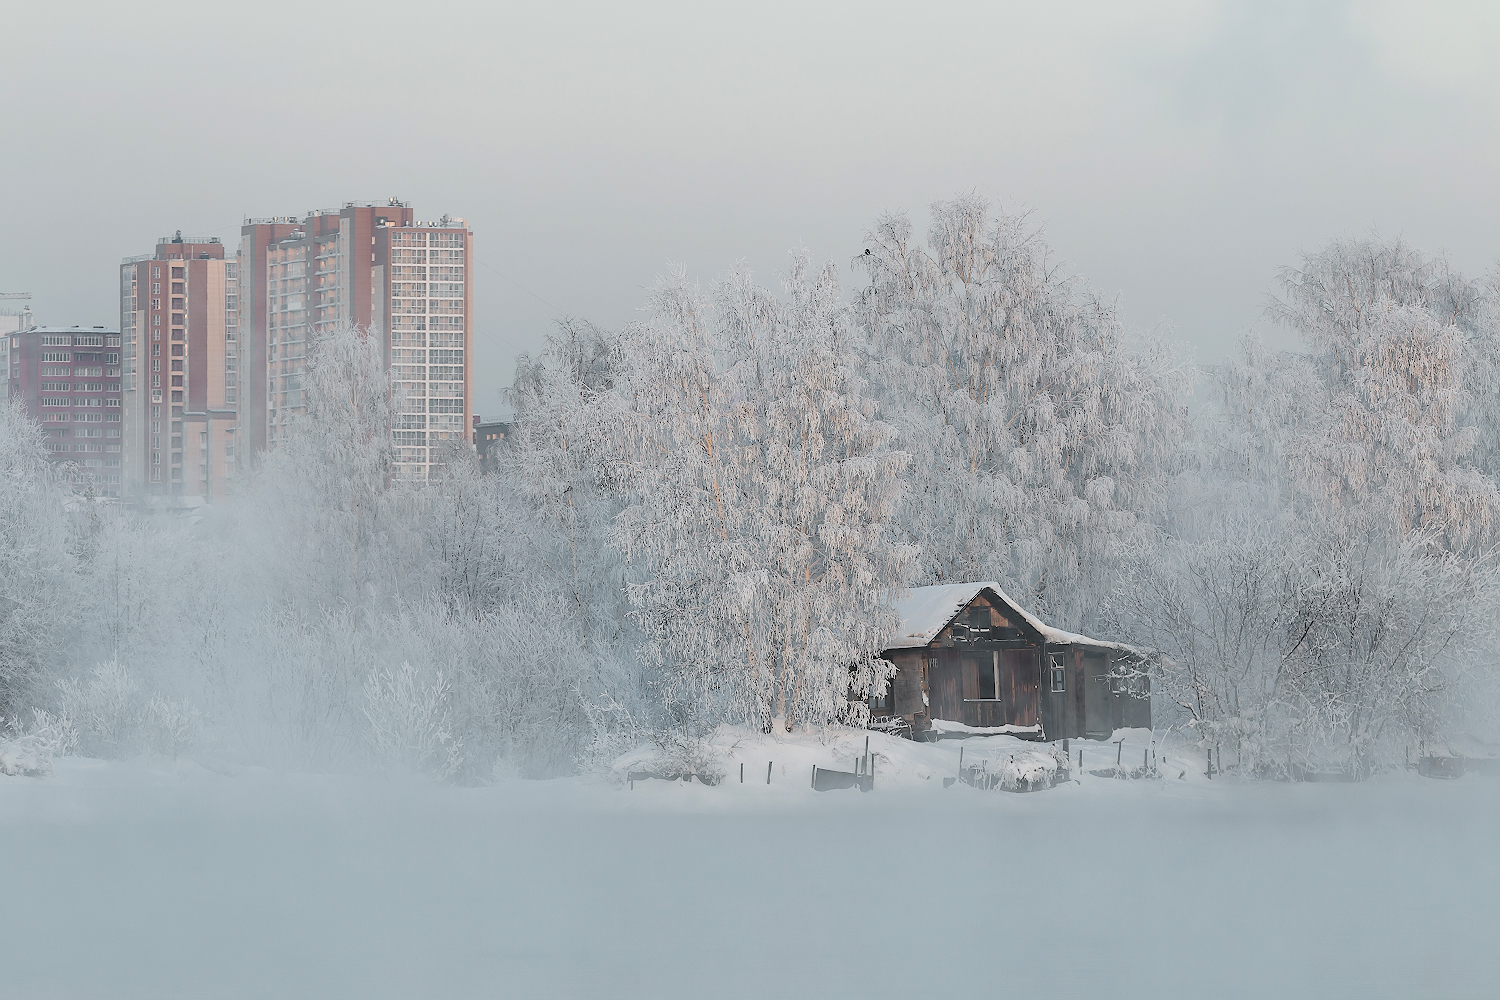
1, 733, 1496, 999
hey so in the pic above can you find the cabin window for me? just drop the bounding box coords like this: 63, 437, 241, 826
1049, 653, 1066, 693
977, 655, 998, 700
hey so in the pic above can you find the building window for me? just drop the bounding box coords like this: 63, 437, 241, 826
1049, 654, 1066, 693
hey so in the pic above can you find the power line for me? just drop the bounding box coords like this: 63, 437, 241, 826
471, 256, 566, 316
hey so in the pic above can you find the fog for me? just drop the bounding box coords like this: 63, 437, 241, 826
4, 6, 1500, 997
4, 2, 1499, 419
6, 759, 1497, 998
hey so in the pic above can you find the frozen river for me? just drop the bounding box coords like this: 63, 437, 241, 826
1, 746, 1495, 999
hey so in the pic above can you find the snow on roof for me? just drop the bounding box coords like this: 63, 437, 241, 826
884, 581, 1141, 654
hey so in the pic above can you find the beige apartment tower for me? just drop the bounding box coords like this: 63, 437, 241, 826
240, 198, 473, 482
118, 234, 240, 497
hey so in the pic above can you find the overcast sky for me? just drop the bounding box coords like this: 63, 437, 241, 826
4, 1, 1498, 419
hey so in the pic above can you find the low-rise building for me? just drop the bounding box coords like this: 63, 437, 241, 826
879, 582, 1151, 741
473, 418, 512, 473
7, 325, 125, 495
1, 305, 35, 403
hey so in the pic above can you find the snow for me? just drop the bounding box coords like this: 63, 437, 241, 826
3, 734, 1497, 998
886, 580, 1139, 652
929, 718, 1042, 736
0, 736, 51, 777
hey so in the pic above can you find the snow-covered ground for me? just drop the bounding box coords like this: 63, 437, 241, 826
2, 730, 1496, 999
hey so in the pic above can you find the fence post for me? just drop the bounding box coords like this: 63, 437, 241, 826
1116, 740, 1123, 766
1207, 749, 1213, 779
740, 762, 744, 783
767, 761, 772, 785
811, 765, 817, 789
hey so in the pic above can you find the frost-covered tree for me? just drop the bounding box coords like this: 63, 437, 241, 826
1109, 238, 1500, 772
239, 323, 433, 607
0, 401, 76, 718
615, 254, 915, 731
500, 319, 634, 648
853, 195, 1191, 628
1109, 495, 1495, 773
1269, 238, 1500, 550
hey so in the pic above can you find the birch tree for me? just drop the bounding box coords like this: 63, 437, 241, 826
0, 401, 76, 718
853, 195, 1191, 628
615, 254, 915, 731
1269, 238, 1500, 550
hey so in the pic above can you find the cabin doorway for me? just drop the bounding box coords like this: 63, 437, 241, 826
929, 652, 963, 723
1084, 652, 1110, 737
1000, 648, 1039, 728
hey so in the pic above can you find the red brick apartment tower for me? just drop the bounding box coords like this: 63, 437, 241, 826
241, 199, 471, 482
119, 234, 238, 497
254, 201, 416, 451
237, 218, 301, 456
8, 324, 124, 495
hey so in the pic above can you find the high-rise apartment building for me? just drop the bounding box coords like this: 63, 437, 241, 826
239, 198, 472, 482
7, 324, 124, 494
118, 234, 239, 498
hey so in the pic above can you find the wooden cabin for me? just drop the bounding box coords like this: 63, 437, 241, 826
876, 583, 1150, 741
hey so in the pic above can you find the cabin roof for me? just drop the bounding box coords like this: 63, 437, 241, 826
885, 581, 1138, 654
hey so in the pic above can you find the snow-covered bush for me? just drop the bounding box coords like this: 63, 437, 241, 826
57, 660, 142, 757
0, 708, 79, 777
998, 749, 1059, 791
362, 662, 463, 779
145, 694, 201, 759
54, 661, 202, 760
